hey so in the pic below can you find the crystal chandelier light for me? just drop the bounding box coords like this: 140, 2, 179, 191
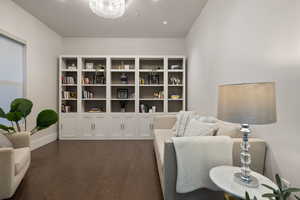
89, 0, 126, 19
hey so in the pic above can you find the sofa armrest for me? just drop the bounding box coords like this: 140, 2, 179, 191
7, 132, 30, 148
153, 115, 177, 130
232, 138, 266, 174
0, 148, 14, 198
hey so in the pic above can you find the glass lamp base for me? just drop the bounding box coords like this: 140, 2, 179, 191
234, 172, 259, 188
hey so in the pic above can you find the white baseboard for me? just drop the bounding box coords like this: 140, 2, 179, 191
31, 132, 57, 151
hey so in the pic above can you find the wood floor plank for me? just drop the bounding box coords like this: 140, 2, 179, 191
9, 140, 163, 200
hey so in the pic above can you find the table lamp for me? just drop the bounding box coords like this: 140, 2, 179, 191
217, 82, 277, 188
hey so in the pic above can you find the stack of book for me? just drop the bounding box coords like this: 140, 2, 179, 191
62, 91, 76, 99
62, 76, 76, 84
82, 90, 94, 99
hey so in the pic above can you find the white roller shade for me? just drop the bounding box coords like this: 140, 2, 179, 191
0, 35, 25, 125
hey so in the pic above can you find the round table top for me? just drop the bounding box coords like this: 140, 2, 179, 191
210, 166, 277, 200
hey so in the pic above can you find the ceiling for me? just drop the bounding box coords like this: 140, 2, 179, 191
12, 0, 207, 38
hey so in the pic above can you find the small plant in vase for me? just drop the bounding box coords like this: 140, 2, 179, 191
0, 98, 58, 135
262, 174, 300, 200
244, 174, 300, 200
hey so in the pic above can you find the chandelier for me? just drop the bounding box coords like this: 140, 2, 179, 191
89, 0, 126, 19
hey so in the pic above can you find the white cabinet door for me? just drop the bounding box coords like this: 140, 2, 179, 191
138, 117, 154, 138
123, 117, 138, 138
110, 117, 123, 138
82, 117, 94, 137
110, 116, 138, 138
61, 117, 80, 138
93, 117, 110, 137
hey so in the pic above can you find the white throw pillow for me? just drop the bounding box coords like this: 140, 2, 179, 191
0, 134, 13, 148
174, 111, 197, 137
199, 116, 218, 123
172, 111, 182, 132
184, 118, 219, 137
216, 121, 242, 138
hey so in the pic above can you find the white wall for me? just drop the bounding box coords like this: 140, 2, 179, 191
63, 37, 186, 55
186, 0, 300, 188
0, 0, 62, 148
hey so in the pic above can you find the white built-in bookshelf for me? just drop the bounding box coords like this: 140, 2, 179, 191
59, 55, 186, 140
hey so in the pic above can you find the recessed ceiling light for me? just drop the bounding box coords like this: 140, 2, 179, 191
163, 21, 168, 25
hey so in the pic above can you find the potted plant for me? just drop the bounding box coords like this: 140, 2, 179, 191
262, 174, 300, 200
245, 174, 300, 200
0, 98, 58, 135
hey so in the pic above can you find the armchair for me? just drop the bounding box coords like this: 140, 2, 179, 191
0, 132, 31, 199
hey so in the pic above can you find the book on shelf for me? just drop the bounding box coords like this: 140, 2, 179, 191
82, 90, 94, 99
62, 91, 77, 99
82, 75, 106, 85
62, 76, 76, 84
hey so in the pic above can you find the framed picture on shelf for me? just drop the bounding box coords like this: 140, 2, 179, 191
117, 89, 128, 99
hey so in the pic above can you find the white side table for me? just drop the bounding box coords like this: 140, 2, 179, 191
209, 166, 277, 200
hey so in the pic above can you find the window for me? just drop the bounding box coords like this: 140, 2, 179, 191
0, 34, 25, 125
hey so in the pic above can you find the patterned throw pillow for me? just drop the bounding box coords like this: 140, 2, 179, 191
0, 133, 13, 148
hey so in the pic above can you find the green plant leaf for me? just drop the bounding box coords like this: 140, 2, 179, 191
282, 191, 291, 200
6, 112, 22, 122
0, 108, 6, 118
245, 192, 251, 200
35, 109, 58, 132
283, 188, 300, 193
275, 174, 283, 191
262, 184, 277, 192
0, 124, 14, 132
262, 193, 279, 198
10, 98, 33, 118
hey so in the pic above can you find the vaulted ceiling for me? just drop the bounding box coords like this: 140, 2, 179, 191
12, 0, 207, 37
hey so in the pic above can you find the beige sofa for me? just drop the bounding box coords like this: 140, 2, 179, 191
0, 133, 31, 199
153, 115, 267, 200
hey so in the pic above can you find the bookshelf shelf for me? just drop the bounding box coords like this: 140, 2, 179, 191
82, 84, 106, 87
82, 69, 105, 72
82, 98, 106, 101
62, 98, 77, 101
62, 84, 77, 86
140, 98, 164, 101
111, 98, 135, 101
140, 84, 164, 87
111, 69, 135, 72
168, 99, 183, 101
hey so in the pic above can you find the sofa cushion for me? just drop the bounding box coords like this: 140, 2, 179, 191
14, 147, 30, 175
154, 129, 174, 167
0, 133, 13, 148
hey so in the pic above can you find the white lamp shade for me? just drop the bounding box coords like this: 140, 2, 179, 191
218, 82, 277, 125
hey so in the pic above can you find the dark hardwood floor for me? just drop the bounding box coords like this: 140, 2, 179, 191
10, 140, 163, 200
